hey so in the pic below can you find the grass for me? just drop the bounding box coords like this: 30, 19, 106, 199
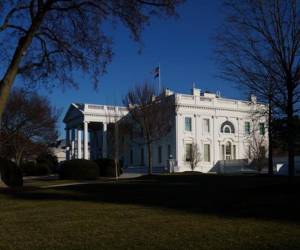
0, 174, 300, 250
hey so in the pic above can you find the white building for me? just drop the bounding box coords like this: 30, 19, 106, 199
63, 87, 268, 173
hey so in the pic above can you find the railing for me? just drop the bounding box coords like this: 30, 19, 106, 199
107, 106, 116, 111
87, 104, 105, 110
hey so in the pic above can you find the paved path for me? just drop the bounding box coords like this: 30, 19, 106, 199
40, 173, 144, 189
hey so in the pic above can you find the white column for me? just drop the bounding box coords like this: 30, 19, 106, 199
212, 115, 215, 166
84, 122, 89, 159
175, 113, 181, 169
102, 122, 107, 158
77, 129, 82, 159
71, 129, 75, 159
65, 128, 70, 160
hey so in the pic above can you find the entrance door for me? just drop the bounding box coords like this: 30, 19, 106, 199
225, 141, 232, 160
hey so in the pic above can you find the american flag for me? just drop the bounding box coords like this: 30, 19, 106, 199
153, 66, 160, 78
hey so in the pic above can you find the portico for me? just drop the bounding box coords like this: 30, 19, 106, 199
63, 103, 128, 160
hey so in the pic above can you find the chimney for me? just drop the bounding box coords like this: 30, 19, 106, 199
250, 94, 257, 104
191, 82, 201, 96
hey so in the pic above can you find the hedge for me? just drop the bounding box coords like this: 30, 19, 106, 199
94, 158, 123, 177
21, 162, 50, 176
59, 159, 99, 180
0, 158, 23, 187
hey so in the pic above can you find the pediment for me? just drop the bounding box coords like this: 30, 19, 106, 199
63, 103, 84, 123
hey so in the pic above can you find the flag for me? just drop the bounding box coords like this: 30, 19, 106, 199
153, 66, 160, 78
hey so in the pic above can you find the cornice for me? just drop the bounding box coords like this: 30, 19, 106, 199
176, 103, 252, 113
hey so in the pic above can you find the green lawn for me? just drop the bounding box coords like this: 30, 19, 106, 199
0, 174, 300, 250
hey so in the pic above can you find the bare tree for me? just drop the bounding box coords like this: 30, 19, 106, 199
0, 88, 58, 165
123, 82, 175, 175
215, 0, 300, 180
0, 0, 183, 119
245, 119, 268, 172
105, 106, 127, 180
187, 142, 201, 171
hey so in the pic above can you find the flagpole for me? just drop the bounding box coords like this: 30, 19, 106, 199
158, 63, 161, 94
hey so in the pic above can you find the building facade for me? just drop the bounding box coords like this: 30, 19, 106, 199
63, 88, 268, 173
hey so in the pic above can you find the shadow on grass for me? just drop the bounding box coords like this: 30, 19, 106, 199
2, 174, 300, 223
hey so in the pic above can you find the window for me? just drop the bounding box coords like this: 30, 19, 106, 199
245, 122, 250, 135
140, 148, 144, 165
233, 145, 236, 159
204, 119, 210, 133
158, 146, 162, 163
225, 141, 231, 160
221, 145, 225, 160
185, 117, 192, 131
224, 126, 231, 133
167, 144, 171, 159
130, 149, 133, 164
204, 144, 210, 162
259, 123, 265, 135
221, 121, 235, 133
185, 143, 192, 161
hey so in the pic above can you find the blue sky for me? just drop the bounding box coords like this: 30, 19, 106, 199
32, 1, 244, 137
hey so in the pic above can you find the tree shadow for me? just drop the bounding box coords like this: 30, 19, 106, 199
2, 174, 300, 224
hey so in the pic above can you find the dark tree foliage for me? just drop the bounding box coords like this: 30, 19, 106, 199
0, 0, 183, 118
273, 117, 300, 155
0, 158, 23, 187
0, 88, 58, 165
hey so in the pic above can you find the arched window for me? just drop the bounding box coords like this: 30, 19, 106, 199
221, 121, 235, 134
224, 126, 231, 133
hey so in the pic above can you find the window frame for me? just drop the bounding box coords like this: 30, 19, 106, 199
185, 117, 192, 132
203, 118, 210, 133
185, 143, 192, 162
158, 145, 162, 164
259, 122, 265, 135
140, 147, 144, 166
244, 121, 251, 135
204, 144, 211, 162
130, 149, 133, 165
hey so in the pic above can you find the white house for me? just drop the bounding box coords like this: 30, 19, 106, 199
63, 87, 268, 173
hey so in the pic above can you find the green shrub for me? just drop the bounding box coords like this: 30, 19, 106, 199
21, 162, 50, 176
60, 159, 99, 180
0, 158, 23, 188
94, 158, 122, 177
36, 152, 58, 173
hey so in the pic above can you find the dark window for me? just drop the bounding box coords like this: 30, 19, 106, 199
259, 123, 265, 135
224, 126, 231, 133
130, 149, 133, 164
158, 146, 162, 163
185, 144, 192, 161
221, 121, 235, 133
140, 148, 144, 165
168, 144, 171, 159
245, 122, 250, 134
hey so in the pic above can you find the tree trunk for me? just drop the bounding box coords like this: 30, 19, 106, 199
0, 6, 48, 118
15, 150, 24, 167
268, 99, 273, 175
287, 86, 295, 182
114, 122, 119, 180
147, 142, 152, 175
